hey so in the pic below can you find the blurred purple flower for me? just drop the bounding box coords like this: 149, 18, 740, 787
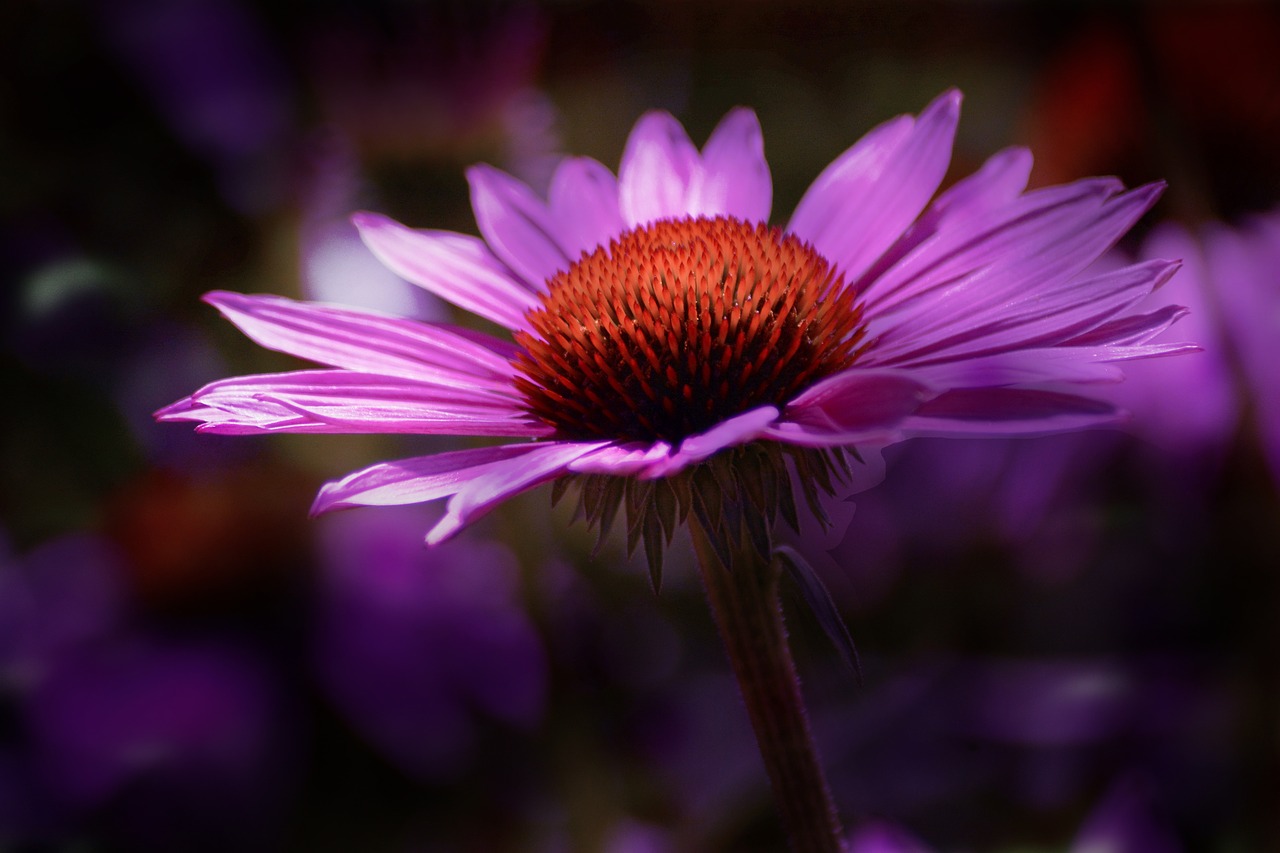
94, 0, 295, 212
845, 773, 1181, 852
1202, 208, 1280, 487
0, 531, 291, 850
313, 506, 548, 780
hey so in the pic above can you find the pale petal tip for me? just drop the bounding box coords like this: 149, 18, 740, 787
349, 210, 392, 233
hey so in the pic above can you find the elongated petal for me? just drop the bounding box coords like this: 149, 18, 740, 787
865, 182, 1166, 362
689, 107, 772, 222
548, 156, 626, 260
467, 164, 572, 287
568, 441, 674, 476
901, 388, 1124, 437
642, 406, 779, 478
907, 343, 1198, 389
158, 370, 552, 436
852, 146, 1034, 291
1060, 305, 1189, 347
428, 442, 609, 544
203, 291, 520, 387
767, 370, 936, 446
311, 444, 546, 514
619, 110, 701, 227
789, 90, 961, 283
882, 259, 1182, 366
352, 212, 539, 331
862, 177, 1125, 317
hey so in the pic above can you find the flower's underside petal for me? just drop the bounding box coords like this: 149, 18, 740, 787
766, 370, 936, 447
643, 406, 780, 478
863, 181, 1166, 363
689, 107, 772, 223
157, 370, 551, 436
548, 156, 627, 261
619, 110, 701, 227
467, 164, 573, 288
352, 212, 539, 331
203, 291, 519, 386
879, 259, 1183, 366
788, 89, 961, 284
310, 444, 547, 514
901, 388, 1124, 437
428, 442, 610, 545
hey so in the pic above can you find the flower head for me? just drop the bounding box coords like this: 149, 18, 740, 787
157, 90, 1193, 574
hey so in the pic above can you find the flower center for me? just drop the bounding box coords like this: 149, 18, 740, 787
513, 215, 866, 444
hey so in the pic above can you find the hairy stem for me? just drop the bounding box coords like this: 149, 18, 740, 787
689, 517, 844, 852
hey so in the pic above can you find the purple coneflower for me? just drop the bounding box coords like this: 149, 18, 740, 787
159, 90, 1191, 851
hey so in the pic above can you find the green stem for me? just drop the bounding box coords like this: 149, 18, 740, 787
689, 517, 845, 853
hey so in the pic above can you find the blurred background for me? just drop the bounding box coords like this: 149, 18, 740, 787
3, 1, 1280, 850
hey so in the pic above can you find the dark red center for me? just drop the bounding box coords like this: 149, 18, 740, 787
513, 215, 866, 444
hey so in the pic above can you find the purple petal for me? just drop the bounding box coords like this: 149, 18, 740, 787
901, 388, 1124, 437
768, 370, 936, 446
689, 107, 772, 222
568, 441, 675, 476
203, 291, 519, 386
1060, 304, 1190, 347
642, 406, 779, 478
618, 110, 701, 227
908, 343, 1199, 389
352, 211, 539, 331
789, 90, 961, 283
467, 164, 572, 288
157, 370, 551, 436
862, 177, 1126, 317
851, 145, 1034, 291
311, 444, 548, 514
428, 441, 609, 544
548, 156, 626, 260
864, 182, 1167, 363
881, 260, 1181, 365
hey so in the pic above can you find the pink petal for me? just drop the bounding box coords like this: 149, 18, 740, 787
883, 259, 1182, 366
862, 177, 1125, 317
203, 291, 519, 387
568, 441, 675, 476
788, 90, 961, 283
428, 442, 609, 545
689, 107, 772, 223
1060, 305, 1190, 347
158, 370, 551, 436
768, 370, 936, 446
467, 164, 572, 288
852, 146, 1034, 291
901, 388, 1124, 437
618, 110, 701, 227
548, 156, 626, 260
907, 343, 1198, 389
311, 444, 546, 514
642, 406, 779, 478
864, 182, 1166, 362
352, 211, 539, 331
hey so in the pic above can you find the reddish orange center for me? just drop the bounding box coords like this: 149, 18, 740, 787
513, 216, 866, 444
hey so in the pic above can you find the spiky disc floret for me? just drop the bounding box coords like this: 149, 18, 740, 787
514, 216, 867, 444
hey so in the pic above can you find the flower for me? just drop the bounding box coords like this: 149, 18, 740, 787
157, 91, 1192, 567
